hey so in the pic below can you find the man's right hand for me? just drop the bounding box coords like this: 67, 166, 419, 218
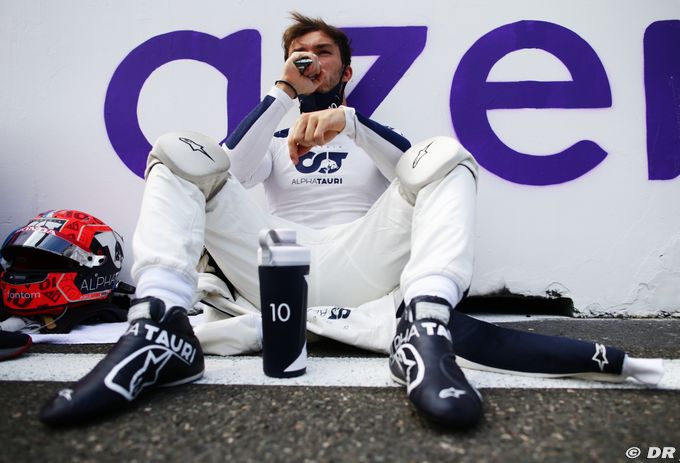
288, 107, 346, 164
277, 52, 322, 98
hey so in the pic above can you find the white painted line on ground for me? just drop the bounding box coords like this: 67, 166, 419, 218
477, 314, 571, 323
25, 314, 598, 345
1, 354, 679, 390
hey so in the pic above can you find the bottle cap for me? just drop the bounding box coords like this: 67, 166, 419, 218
258, 229, 310, 267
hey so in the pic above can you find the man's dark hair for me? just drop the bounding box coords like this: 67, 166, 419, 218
282, 12, 352, 66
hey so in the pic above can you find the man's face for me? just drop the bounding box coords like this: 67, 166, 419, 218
288, 30, 350, 93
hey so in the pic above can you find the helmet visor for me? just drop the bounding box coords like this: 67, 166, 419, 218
1, 230, 106, 268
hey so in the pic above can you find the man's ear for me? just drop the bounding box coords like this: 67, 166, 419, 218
342, 65, 353, 83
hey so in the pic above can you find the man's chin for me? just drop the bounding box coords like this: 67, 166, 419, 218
312, 81, 339, 94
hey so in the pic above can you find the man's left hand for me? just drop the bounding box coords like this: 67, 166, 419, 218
288, 108, 346, 164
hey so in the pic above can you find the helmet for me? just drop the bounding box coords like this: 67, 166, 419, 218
0, 210, 125, 318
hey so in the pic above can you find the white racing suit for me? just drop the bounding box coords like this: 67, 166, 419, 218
132, 86, 478, 355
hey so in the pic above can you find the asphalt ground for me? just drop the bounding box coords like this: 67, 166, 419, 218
2, 317, 680, 463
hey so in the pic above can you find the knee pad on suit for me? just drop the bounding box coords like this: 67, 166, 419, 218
146, 131, 231, 200
396, 136, 478, 204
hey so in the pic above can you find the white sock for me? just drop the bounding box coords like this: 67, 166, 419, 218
135, 267, 195, 311
404, 275, 462, 309
621, 356, 665, 386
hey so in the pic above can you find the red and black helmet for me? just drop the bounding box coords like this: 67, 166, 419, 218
0, 210, 125, 317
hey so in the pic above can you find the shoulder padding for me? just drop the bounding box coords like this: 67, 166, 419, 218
146, 131, 230, 182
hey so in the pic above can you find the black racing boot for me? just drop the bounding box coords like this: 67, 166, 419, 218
390, 296, 482, 428
40, 297, 204, 426
0, 330, 32, 361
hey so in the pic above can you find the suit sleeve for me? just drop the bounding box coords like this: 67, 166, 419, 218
340, 106, 412, 181
223, 86, 296, 186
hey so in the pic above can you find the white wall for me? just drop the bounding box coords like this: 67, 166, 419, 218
1, 0, 679, 315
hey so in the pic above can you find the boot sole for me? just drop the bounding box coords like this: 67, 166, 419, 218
457, 357, 630, 383
159, 370, 205, 388
0, 339, 32, 361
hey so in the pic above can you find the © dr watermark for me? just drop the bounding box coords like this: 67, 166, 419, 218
626, 446, 678, 459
